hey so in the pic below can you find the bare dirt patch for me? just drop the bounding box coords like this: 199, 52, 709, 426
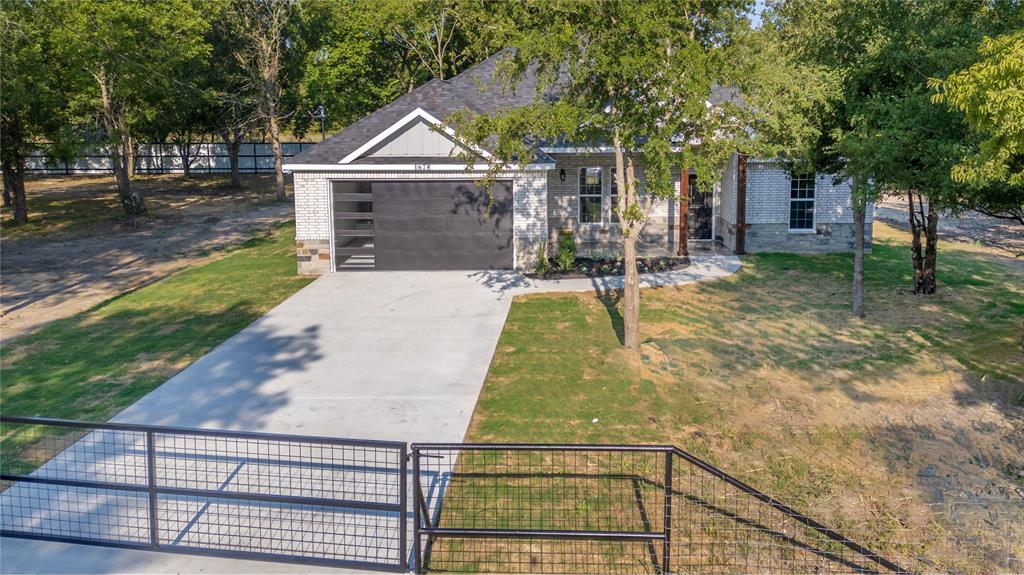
1, 174, 293, 340
874, 196, 1024, 262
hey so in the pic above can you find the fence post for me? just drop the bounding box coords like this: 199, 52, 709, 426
400, 443, 408, 571
663, 450, 673, 575
412, 446, 423, 574
146, 431, 160, 548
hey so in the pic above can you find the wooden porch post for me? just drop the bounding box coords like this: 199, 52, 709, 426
677, 168, 690, 257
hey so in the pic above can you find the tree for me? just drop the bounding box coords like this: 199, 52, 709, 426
0, 0, 71, 224
932, 31, 1024, 188
291, 0, 502, 140
232, 0, 301, 201
142, 84, 219, 180
49, 0, 209, 217
291, 0, 404, 136
456, 0, 816, 351
382, 0, 501, 84
931, 31, 1024, 229
773, 0, 1018, 297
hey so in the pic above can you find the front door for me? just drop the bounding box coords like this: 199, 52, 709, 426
688, 173, 713, 240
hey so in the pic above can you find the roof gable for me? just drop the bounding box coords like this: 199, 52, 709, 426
340, 107, 490, 164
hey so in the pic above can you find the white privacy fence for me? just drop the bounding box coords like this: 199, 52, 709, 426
26, 142, 317, 175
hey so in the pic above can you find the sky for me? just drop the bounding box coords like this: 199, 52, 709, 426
749, 0, 768, 28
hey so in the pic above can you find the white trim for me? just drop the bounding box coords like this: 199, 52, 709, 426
788, 173, 816, 232
338, 108, 494, 164
326, 179, 336, 273
541, 146, 617, 154
284, 162, 554, 172
578, 166, 604, 225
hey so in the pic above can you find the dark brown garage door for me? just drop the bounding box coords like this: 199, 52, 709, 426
368, 180, 513, 270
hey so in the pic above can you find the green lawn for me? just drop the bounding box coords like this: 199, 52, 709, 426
0, 221, 312, 473
467, 222, 1024, 574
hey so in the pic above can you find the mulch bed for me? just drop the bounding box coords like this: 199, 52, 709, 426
529, 256, 690, 280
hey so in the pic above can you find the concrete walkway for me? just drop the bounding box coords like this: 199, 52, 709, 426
0, 254, 741, 574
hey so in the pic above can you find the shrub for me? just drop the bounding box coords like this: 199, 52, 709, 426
556, 234, 576, 271
534, 244, 551, 277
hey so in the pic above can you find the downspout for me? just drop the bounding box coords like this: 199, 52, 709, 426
735, 154, 747, 255
677, 168, 690, 257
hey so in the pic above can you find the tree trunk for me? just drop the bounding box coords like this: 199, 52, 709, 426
179, 141, 192, 179
613, 133, 640, 352
2, 156, 28, 224
116, 125, 144, 216
223, 130, 242, 189
852, 199, 865, 318
3, 170, 12, 207
921, 199, 939, 294
97, 66, 144, 216
269, 110, 286, 200
126, 138, 136, 180
623, 232, 640, 351
908, 192, 925, 294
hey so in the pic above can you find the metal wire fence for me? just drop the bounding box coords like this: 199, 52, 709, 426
3, 416, 1005, 574
0, 416, 407, 572
411, 444, 914, 575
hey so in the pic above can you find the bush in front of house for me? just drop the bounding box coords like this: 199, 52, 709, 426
529, 252, 688, 279
556, 234, 576, 271
534, 244, 551, 277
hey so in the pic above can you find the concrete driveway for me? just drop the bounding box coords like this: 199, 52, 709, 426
124, 271, 519, 442
1, 271, 515, 575
1, 257, 741, 574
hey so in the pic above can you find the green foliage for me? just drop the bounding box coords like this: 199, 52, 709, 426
773, 0, 1021, 208
451, 0, 832, 222
291, 0, 501, 137
534, 243, 551, 277
932, 31, 1024, 188
53, 0, 211, 138
455, 1, 742, 213
292, 0, 402, 134
0, 1, 74, 171
555, 234, 576, 272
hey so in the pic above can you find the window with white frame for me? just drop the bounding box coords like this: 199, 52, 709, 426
578, 167, 603, 224
610, 167, 619, 223
789, 174, 815, 230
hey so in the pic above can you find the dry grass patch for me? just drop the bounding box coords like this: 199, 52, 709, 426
468, 222, 1023, 573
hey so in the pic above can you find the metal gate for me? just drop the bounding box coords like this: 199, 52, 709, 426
2, 416, 912, 574
411, 443, 909, 575
0, 416, 407, 572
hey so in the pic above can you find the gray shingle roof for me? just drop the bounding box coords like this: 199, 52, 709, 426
288, 52, 541, 165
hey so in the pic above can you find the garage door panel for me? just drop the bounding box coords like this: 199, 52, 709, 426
371, 180, 513, 271
381, 231, 511, 252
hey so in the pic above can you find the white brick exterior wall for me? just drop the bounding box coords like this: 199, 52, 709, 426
717, 154, 738, 251
744, 161, 871, 225
735, 159, 874, 253
293, 172, 332, 241
513, 172, 549, 270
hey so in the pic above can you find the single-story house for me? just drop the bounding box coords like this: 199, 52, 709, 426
284, 54, 873, 274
